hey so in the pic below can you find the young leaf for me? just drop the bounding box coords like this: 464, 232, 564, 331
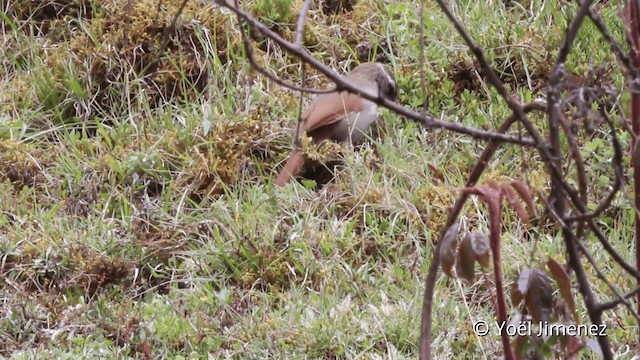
456, 233, 475, 283
509, 180, 537, 217
439, 222, 460, 278
546, 258, 578, 324
512, 268, 553, 322
503, 184, 530, 226
528, 269, 553, 322
511, 269, 530, 307
467, 232, 490, 269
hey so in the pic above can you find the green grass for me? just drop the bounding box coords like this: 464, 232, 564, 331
0, 0, 637, 358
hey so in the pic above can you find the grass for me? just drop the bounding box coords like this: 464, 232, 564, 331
0, 0, 636, 358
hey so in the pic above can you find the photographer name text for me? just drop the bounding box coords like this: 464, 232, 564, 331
473, 320, 607, 337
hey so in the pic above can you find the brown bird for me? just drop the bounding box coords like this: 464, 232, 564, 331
274, 62, 397, 186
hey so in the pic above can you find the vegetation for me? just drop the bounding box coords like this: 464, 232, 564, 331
0, 0, 634, 358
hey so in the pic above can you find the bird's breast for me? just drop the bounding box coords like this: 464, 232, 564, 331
346, 100, 378, 130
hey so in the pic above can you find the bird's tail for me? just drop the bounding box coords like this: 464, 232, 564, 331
275, 148, 305, 186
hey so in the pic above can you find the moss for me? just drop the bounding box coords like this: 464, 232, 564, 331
415, 183, 458, 231
177, 107, 285, 196
0, 140, 50, 191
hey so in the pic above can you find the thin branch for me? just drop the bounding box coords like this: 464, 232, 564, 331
419, 102, 546, 360
544, 200, 614, 360
573, 238, 640, 322
294, 62, 307, 147
144, 0, 190, 78
557, 111, 588, 238
235, 6, 336, 95
433, 0, 593, 228
597, 285, 640, 312
624, 1, 640, 339
216, 0, 539, 146
432, 0, 635, 284
294, 0, 313, 48
418, 0, 428, 113
566, 109, 625, 223
586, 4, 640, 80
540, 195, 640, 322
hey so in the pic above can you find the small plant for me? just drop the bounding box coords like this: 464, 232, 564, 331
252, 0, 295, 26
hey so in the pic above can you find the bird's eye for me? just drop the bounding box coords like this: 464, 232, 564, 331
387, 83, 397, 99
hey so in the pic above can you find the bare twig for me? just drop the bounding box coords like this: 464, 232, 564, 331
294, 0, 313, 48
540, 194, 640, 322
418, 0, 428, 113
235, 5, 335, 95
214, 0, 636, 356
217, 0, 539, 146
433, 0, 594, 227
566, 109, 625, 223
546, 3, 613, 358
625, 1, 640, 338
543, 200, 616, 360
597, 285, 640, 312
144, 0, 190, 78
586, 5, 640, 80
419, 102, 546, 360
294, 63, 307, 146
557, 112, 587, 238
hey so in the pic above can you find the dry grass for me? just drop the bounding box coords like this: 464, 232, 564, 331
0, 0, 635, 358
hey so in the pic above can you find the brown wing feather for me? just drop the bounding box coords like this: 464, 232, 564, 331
301, 91, 364, 133
276, 89, 364, 186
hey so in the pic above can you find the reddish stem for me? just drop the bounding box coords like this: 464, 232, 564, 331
627, 0, 640, 342
488, 198, 514, 360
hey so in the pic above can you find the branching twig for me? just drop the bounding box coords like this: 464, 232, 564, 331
234, 1, 335, 95
418, 0, 428, 113
544, 200, 615, 359
557, 112, 588, 238
597, 285, 640, 312
566, 109, 625, 223
215, 0, 637, 357
216, 0, 539, 146
145, 0, 190, 78
586, 4, 640, 80
294, 0, 313, 48
419, 102, 546, 360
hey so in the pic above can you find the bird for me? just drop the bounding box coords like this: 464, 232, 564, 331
274, 62, 397, 187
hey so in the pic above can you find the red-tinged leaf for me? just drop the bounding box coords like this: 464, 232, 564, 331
527, 269, 553, 322
546, 258, 578, 324
502, 184, 530, 225
486, 179, 500, 190
485, 195, 502, 249
460, 186, 485, 197
467, 232, 490, 269
511, 270, 528, 307
510, 180, 537, 217
456, 233, 475, 283
511, 269, 553, 322
439, 222, 460, 278
584, 338, 604, 359
483, 184, 503, 204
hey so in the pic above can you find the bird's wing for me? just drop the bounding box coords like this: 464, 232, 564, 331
301, 91, 364, 133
